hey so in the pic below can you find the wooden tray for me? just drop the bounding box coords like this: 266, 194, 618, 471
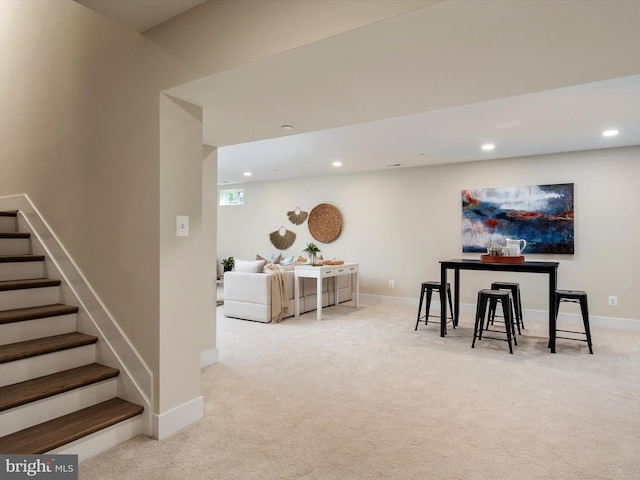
481, 255, 525, 264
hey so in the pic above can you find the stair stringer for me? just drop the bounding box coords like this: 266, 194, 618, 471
0, 195, 153, 439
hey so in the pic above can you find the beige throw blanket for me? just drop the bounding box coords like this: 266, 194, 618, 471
264, 263, 289, 323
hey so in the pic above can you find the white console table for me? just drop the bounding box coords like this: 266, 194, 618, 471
294, 263, 359, 321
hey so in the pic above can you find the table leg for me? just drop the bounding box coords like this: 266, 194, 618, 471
440, 264, 447, 337
294, 272, 300, 317
454, 269, 460, 326
316, 276, 322, 321
354, 272, 359, 308
549, 269, 557, 353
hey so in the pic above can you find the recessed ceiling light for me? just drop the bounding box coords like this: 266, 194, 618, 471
243, 172, 252, 177
281, 125, 294, 130
602, 129, 619, 137
481, 143, 496, 151
332, 161, 342, 167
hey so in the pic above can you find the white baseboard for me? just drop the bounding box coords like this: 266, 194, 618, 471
360, 293, 416, 307
360, 294, 640, 331
513, 307, 640, 332
200, 348, 219, 368
152, 395, 204, 440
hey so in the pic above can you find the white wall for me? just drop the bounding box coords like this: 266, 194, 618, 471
218, 146, 640, 323
3, 0, 637, 439
158, 95, 204, 435
201, 146, 219, 365
0, 0, 430, 431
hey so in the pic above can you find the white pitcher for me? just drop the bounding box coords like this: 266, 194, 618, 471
506, 238, 527, 256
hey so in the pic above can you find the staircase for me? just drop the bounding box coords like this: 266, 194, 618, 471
0, 210, 144, 455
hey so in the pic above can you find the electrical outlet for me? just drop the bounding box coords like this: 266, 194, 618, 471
608, 296, 618, 306
389, 280, 395, 288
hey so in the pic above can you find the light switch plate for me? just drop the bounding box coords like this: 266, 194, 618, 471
176, 215, 189, 237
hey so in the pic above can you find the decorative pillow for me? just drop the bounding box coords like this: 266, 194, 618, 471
280, 255, 295, 266
256, 253, 282, 264
235, 259, 266, 273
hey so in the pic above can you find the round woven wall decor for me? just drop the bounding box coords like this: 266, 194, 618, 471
308, 203, 342, 243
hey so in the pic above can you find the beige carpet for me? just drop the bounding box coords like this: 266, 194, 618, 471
80, 303, 640, 479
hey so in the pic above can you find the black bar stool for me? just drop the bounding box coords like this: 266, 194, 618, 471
487, 281, 524, 333
415, 281, 454, 330
555, 290, 594, 354
472, 289, 517, 354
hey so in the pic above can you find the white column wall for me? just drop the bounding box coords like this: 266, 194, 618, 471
158, 95, 204, 437
201, 146, 218, 367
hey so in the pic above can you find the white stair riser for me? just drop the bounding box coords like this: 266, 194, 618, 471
0, 261, 44, 281
51, 415, 142, 462
0, 344, 96, 387
0, 237, 30, 255
0, 314, 77, 346
0, 207, 144, 456
0, 286, 59, 310
0, 379, 118, 436
0, 217, 16, 232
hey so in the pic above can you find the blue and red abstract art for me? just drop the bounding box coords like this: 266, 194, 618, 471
462, 183, 574, 254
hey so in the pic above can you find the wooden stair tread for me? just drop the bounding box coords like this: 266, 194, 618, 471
0, 211, 142, 453
0, 363, 119, 412
0, 332, 98, 364
0, 208, 142, 454
0, 304, 79, 325
0, 254, 44, 263
0, 397, 144, 454
0, 278, 61, 291
0, 232, 30, 239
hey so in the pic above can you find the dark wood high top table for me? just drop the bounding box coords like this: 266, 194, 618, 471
439, 259, 560, 352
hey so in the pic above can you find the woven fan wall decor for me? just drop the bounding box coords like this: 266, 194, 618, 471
308, 203, 342, 243
269, 226, 296, 250
287, 207, 308, 225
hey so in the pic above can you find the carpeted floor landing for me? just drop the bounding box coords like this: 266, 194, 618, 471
80, 303, 640, 479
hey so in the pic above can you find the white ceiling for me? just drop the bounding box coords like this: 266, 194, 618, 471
209, 75, 640, 184
77, 0, 640, 186
75, 0, 208, 32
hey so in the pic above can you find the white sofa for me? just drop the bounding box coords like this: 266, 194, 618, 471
223, 269, 353, 323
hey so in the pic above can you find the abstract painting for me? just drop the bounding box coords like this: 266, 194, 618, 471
462, 183, 574, 254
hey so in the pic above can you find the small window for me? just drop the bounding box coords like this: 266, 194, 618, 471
219, 189, 244, 206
